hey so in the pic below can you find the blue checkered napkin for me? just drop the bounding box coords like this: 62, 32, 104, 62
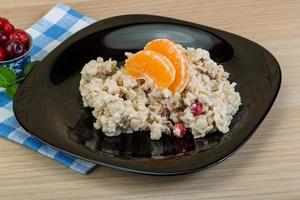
0, 3, 97, 174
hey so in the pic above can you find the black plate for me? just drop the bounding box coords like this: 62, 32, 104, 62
13, 15, 281, 175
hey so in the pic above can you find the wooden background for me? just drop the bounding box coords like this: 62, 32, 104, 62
0, 0, 299, 199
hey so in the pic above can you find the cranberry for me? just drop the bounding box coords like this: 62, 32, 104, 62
173, 123, 186, 138
3, 23, 14, 34
0, 31, 9, 47
15, 28, 27, 35
0, 17, 9, 31
190, 103, 202, 116
9, 32, 20, 40
9, 29, 29, 48
0, 17, 9, 23
0, 21, 6, 31
5, 40, 26, 59
0, 47, 7, 61
19, 32, 29, 48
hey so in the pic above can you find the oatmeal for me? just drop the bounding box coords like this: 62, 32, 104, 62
79, 44, 241, 140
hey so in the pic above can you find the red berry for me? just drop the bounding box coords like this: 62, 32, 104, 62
0, 17, 9, 23
3, 23, 14, 34
190, 103, 202, 116
19, 32, 30, 48
0, 47, 7, 61
0, 21, 5, 31
0, 17, 9, 31
0, 31, 9, 47
9, 32, 20, 41
10, 29, 29, 48
5, 40, 26, 59
15, 28, 27, 35
173, 123, 186, 138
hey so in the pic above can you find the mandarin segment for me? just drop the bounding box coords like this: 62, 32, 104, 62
145, 39, 189, 93
124, 50, 176, 89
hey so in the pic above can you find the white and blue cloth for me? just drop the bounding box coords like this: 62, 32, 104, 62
0, 3, 97, 174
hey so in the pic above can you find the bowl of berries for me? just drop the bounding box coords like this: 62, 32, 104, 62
0, 17, 32, 76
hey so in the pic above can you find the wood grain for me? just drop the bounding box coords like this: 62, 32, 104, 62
0, 0, 299, 199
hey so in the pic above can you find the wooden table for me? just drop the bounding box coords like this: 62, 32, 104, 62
0, 0, 299, 199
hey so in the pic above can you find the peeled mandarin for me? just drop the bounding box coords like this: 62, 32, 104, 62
124, 50, 175, 89
145, 38, 189, 93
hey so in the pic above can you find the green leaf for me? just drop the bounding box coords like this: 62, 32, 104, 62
6, 83, 19, 98
0, 73, 9, 87
23, 61, 40, 76
0, 67, 17, 87
0, 61, 40, 98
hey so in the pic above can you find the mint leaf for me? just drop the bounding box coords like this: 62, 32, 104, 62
0, 61, 40, 98
23, 61, 40, 76
0, 73, 9, 87
0, 67, 17, 87
6, 83, 19, 98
